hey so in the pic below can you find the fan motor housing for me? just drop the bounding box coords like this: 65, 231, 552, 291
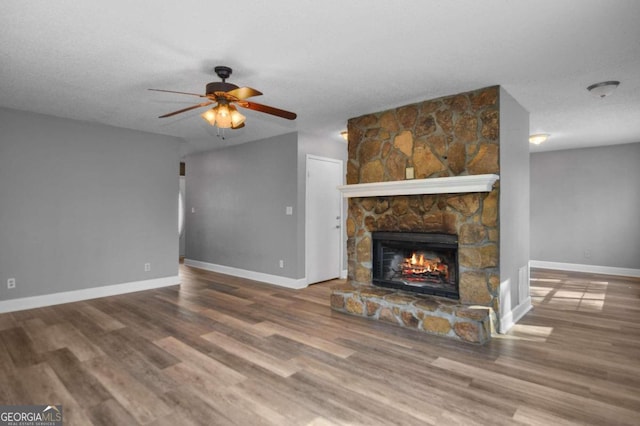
206, 81, 239, 95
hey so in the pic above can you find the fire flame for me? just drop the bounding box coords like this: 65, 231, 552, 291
403, 252, 448, 278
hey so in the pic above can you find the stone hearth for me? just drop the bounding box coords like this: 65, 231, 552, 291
331, 283, 492, 344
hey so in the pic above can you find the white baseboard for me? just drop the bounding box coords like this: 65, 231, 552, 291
0, 275, 180, 314
530, 260, 640, 278
340, 269, 348, 279
499, 296, 532, 334
185, 259, 308, 290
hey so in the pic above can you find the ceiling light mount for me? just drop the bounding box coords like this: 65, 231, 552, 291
587, 81, 620, 98
214, 66, 233, 82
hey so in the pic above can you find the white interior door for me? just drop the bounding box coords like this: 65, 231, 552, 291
306, 155, 343, 284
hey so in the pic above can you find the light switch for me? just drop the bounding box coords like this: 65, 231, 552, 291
285, 206, 293, 215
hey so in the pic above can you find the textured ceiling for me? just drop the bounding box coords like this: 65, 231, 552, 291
2, 1, 639, 156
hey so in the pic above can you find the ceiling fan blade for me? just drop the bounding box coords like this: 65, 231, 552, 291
225, 87, 263, 100
158, 101, 213, 118
239, 101, 297, 120
149, 88, 207, 98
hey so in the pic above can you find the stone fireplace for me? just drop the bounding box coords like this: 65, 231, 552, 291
329, 85, 530, 344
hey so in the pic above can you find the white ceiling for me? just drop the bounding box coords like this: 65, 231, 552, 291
2, 1, 639, 157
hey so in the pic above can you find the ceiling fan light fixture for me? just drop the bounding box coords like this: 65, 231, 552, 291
529, 133, 549, 145
229, 105, 246, 128
201, 108, 217, 126
215, 103, 232, 128
340, 131, 348, 141
587, 81, 620, 98
200, 104, 245, 129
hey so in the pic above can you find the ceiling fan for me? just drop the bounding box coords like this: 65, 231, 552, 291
149, 66, 297, 129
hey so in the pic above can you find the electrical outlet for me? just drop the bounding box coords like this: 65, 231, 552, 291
279, 260, 284, 268
7, 278, 16, 289
405, 167, 415, 179
583, 249, 592, 259
144, 263, 151, 272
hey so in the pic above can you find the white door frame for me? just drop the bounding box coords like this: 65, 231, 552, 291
305, 154, 344, 284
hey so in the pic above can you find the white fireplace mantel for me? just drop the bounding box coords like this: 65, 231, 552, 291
337, 174, 499, 198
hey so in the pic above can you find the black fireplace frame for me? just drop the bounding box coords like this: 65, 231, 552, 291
372, 231, 459, 299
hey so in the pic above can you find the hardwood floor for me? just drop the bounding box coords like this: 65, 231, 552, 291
1, 266, 639, 425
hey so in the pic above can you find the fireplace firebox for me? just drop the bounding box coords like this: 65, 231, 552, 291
372, 232, 459, 299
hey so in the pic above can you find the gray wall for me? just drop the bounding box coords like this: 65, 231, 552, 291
499, 88, 530, 313
0, 107, 181, 300
530, 142, 640, 269
185, 132, 302, 278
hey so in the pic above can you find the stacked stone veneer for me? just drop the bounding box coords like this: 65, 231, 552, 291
334, 86, 502, 339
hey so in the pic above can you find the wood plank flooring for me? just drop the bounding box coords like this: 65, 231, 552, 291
0, 266, 639, 425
